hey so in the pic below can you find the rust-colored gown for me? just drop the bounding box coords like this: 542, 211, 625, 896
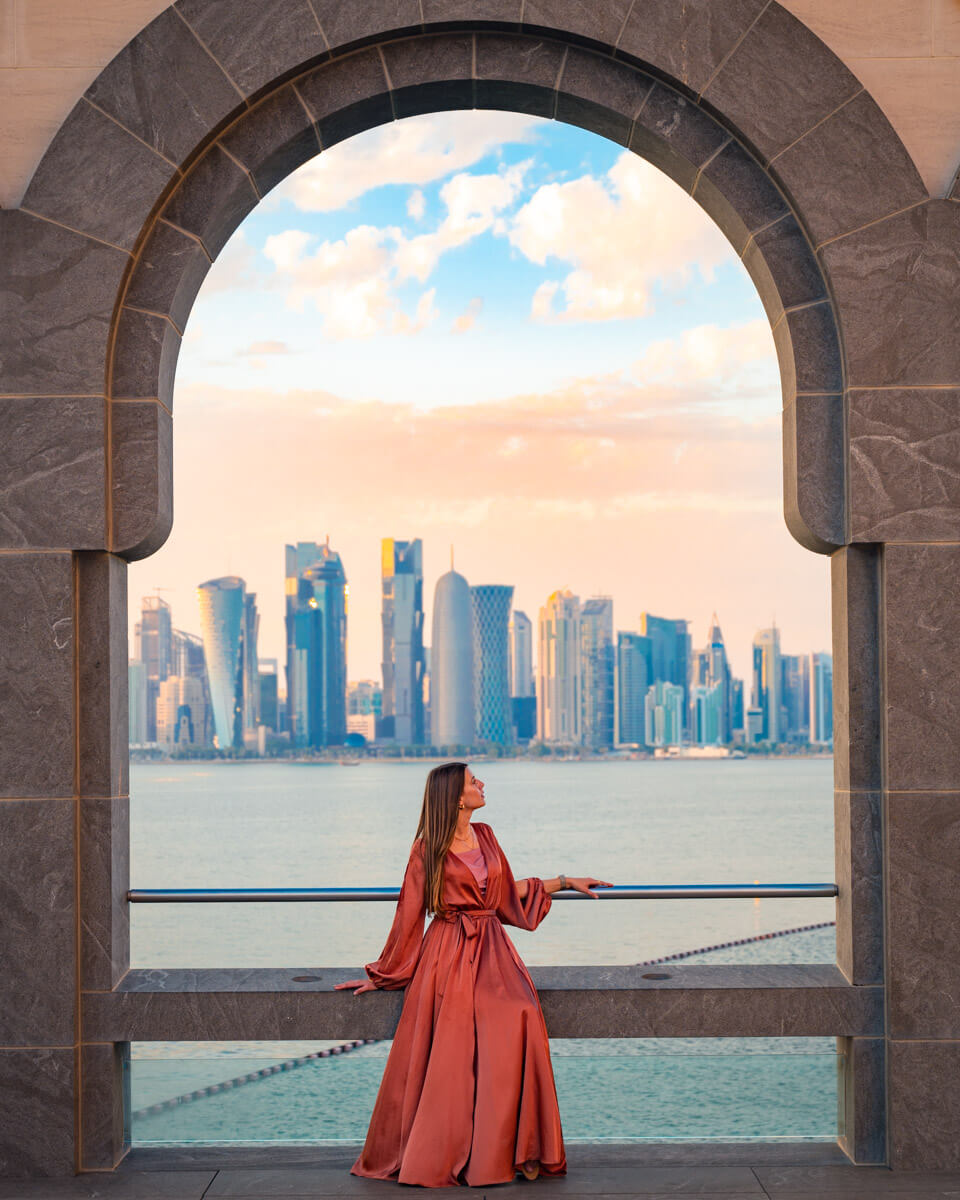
350, 821, 567, 1187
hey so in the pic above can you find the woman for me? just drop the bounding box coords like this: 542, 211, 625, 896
335, 761, 611, 1188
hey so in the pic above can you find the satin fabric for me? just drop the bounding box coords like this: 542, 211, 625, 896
349, 821, 567, 1187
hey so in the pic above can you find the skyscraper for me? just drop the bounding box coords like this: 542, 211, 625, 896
809, 652, 833, 745
380, 538, 425, 745
257, 659, 280, 733
538, 590, 581, 745
617, 632, 652, 746
691, 681, 724, 745
471, 585, 514, 747
645, 680, 684, 747
640, 613, 691, 733
431, 568, 474, 748
690, 613, 735, 744
780, 653, 809, 742
285, 541, 348, 748
171, 628, 212, 745
580, 596, 614, 751
508, 610, 533, 699
197, 577, 258, 750
136, 596, 172, 741
752, 625, 782, 743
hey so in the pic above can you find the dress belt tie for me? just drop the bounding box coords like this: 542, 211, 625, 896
434, 908, 498, 963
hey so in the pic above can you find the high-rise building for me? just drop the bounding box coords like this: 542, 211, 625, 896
136, 596, 173, 741
617, 632, 652, 746
284, 541, 348, 748
580, 597, 614, 751
780, 653, 809, 742
172, 628, 212, 744
809, 652, 833, 745
509, 610, 533, 698
197, 576, 259, 750
644, 680, 684, 747
731, 678, 745, 735
471, 585, 514, 747
690, 613, 735, 744
128, 660, 148, 746
691, 681, 724, 745
257, 658, 280, 733
431, 568, 474, 748
752, 625, 782, 743
380, 538, 425, 745
156, 675, 207, 747
538, 590, 581, 745
639, 613, 691, 733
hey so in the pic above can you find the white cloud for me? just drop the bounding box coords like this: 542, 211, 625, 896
394, 163, 528, 282
509, 152, 735, 322
407, 188, 426, 220
262, 164, 526, 339
632, 320, 775, 385
276, 110, 541, 212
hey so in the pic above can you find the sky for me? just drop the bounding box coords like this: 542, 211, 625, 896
127, 110, 831, 686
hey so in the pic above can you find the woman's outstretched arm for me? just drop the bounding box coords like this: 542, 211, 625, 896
515, 875, 613, 900
335, 840, 427, 995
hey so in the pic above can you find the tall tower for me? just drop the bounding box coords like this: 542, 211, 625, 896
431, 568, 474, 748
809, 652, 833, 745
197, 576, 250, 750
752, 625, 783, 743
508, 610, 533, 698
616, 632, 652, 746
471, 585, 514, 747
580, 596, 614, 751
537, 590, 581, 745
136, 595, 173, 742
380, 538, 425, 745
639, 612, 691, 734
690, 612, 734, 744
285, 541, 348, 748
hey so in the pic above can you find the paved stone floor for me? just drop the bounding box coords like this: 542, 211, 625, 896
3, 1145, 960, 1199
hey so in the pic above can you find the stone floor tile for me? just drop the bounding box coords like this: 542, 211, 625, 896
756, 1162, 960, 1191
0, 1170, 216, 1198
206, 1163, 764, 1195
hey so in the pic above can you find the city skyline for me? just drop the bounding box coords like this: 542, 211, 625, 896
129, 544, 830, 754
127, 112, 830, 687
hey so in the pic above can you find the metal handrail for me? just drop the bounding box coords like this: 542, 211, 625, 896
127, 883, 838, 903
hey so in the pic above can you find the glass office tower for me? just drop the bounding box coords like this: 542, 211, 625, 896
285, 541, 348, 748
470, 584, 514, 747
380, 538, 425, 745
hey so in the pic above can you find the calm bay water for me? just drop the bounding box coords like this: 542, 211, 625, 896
130, 758, 840, 1145
131, 757, 837, 968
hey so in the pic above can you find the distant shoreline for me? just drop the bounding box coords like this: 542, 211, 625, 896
130, 752, 834, 766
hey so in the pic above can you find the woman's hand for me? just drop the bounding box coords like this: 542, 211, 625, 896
334, 978, 378, 995
565, 876, 614, 898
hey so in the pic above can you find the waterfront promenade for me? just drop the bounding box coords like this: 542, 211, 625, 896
3, 1144, 960, 1198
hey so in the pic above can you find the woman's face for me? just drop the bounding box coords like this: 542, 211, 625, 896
460, 767, 486, 812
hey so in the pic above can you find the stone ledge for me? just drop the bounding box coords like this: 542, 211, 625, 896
82, 964, 883, 1041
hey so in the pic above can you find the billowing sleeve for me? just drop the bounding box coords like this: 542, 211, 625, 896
364, 840, 427, 990
489, 825, 553, 931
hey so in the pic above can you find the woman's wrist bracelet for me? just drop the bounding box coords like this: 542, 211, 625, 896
558, 874, 569, 891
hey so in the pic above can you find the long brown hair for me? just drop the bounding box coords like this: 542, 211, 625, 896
414, 761, 467, 915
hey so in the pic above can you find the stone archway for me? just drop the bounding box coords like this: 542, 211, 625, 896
2, 0, 959, 1178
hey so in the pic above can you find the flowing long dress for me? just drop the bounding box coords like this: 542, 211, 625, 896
350, 820, 567, 1187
